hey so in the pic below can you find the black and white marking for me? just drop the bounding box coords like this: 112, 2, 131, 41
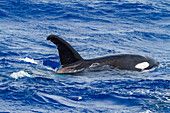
47, 35, 159, 74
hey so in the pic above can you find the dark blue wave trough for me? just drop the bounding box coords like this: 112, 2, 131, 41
0, 0, 170, 112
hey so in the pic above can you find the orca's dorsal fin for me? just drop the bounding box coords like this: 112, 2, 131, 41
47, 35, 83, 66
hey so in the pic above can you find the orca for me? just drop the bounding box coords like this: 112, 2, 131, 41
47, 35, 159, 74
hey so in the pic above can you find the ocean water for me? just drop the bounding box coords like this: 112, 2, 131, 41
0, 0, 170, 112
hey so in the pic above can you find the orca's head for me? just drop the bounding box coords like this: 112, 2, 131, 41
144, 56, 159, 70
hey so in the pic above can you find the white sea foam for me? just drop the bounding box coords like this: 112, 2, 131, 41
10, 70, 31, 79
19, 57, 38, 64
44, 66, 55, 71
78, 96, 82, 100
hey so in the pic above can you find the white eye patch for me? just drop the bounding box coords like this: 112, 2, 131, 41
135, 62, 149, 70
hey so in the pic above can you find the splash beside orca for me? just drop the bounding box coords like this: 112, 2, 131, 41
47, 35, 159, 74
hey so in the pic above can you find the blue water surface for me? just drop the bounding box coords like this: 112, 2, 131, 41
0, 0, 170, 112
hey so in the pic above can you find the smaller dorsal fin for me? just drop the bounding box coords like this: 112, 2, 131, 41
47, 35, 83, 66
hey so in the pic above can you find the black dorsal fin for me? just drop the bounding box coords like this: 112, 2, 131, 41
47, 35, 83, 66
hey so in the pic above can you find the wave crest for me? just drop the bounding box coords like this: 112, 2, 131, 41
10, 70, 31, 79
